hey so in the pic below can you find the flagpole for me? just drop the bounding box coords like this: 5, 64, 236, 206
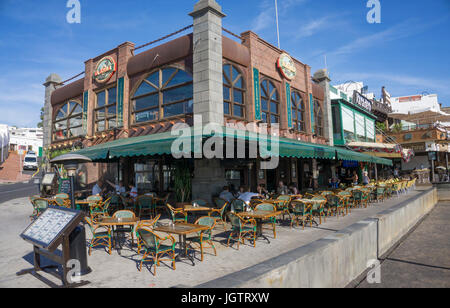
275, 0, 280, 49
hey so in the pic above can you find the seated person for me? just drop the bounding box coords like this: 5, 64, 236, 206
288, 183, 299, 195
105, 179, 126, 195
238, 187, 262, 203
256, 184, 269, 199
219, 186, 234, 203
235, 185, 246, 198
128, 182, 138, 200
92, 180, 105, 196
277, 181, 289, 195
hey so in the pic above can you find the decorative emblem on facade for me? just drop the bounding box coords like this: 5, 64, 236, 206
93, 56, 116, 83
277, 53, 296, 80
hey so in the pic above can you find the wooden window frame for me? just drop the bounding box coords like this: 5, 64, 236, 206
260, 78, 280, 125
291, 90, 306, 132
131, 67, 193, 125
223, 63, 246, 119
94, 85, 117, 133
314, 99, 324, 137
52, 100, 83, 141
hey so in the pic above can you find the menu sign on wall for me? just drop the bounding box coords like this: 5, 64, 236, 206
353, 91, 372, 112
93, 56, 116, 83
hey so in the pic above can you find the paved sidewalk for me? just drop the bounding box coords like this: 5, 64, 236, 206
358, 202, 450, 288
0, 189, 430, 288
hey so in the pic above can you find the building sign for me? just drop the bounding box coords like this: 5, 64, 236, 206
286, 83, 292, 128
93, 56, 116, 83
277, 53, 296, 81
353, 91, 372, 112
253, 68, 262, 121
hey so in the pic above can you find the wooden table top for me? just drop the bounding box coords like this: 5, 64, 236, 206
154, 223, 209, 236
183, 205, 213, 212
97, 217, 140, 226
295, 199, 327, 204
237, 210, 283, 219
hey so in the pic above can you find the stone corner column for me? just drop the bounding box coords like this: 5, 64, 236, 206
43, 74, 62, 148
313, 69, 333, 146
117, 41, 135, 131
189, 0, 228, 203
189, 0, 226, 128
84, 59, 95, 137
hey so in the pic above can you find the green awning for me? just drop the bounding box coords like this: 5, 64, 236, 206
335, 147, 393, 166
73, 126, 393, 165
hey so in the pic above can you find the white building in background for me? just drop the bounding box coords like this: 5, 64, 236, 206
0, 124, 9, 164
9, 127, 43, 157
391, 93, 442, 114
333, 82, 376, 101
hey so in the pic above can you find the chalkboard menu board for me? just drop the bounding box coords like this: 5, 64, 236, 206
21, 206, 80, 250
59, 178, 71, 195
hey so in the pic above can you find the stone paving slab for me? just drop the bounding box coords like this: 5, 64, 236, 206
358, 202, 450, 288
0, 189, 426, 288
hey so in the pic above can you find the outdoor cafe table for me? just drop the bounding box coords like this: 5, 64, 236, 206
97, 217, 140, 252
237, 210, 283, 244
153, 223, 210, 266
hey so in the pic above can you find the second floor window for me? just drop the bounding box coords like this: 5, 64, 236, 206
132, 67, 193, 124
223, 64, 245, 118
95, 87, 117, 132
53, 101, 83, 141
291, 91, 305, 132
314, 99, 324, 137
260, 79, 279, 125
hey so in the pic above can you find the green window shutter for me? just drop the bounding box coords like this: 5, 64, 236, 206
253, 68, 261, 121
117, 77, 124, 127
82, 91, 89, 132
310, 93, 315, 134
286, 83, 292, 128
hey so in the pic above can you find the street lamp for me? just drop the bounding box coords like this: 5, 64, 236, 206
49, 153, 92, 277
50, 153, 92, 209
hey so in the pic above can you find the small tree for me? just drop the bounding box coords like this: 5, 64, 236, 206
37, 107, 44, 128
173, 161, 192, 203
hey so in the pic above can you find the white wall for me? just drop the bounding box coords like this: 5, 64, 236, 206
391, 94, 441, 114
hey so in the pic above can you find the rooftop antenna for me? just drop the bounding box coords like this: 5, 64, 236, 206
275, 0, 281, 49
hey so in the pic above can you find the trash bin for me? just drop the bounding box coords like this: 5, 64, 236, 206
69, 225, 92, 276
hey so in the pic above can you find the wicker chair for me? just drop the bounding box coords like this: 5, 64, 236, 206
289, 200, 313, 229
255, 203, 277, 238
208, 200, 229, 230
186, 216, 217, 261
30, 198, 50, 221
311, 197, 327, 224
135, 214, 161, 254
112, 210, 136, 245
226, 212, 257, 250
166, 203, 187, 223
85, 217, 112, 255
136, 226, 176, 276
230, 199, 246, 213
136, 195, 154, 218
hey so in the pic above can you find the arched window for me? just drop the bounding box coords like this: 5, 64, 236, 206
314, 99, 324, 137
260, 79, 279, 124
223, 64, 245, 118
291, 91, 305, 132
131, 67, 193, 123
53, 101, 83, 141
95, 86, 117, 132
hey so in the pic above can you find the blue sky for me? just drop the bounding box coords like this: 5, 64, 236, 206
0, 0, 449, 127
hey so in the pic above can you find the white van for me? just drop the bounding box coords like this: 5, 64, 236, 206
23, 154, 38, 171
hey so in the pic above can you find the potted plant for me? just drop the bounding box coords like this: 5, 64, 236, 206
174, 161, 192, 208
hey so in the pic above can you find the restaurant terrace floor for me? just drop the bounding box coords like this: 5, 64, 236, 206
0, 186, 428, 288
